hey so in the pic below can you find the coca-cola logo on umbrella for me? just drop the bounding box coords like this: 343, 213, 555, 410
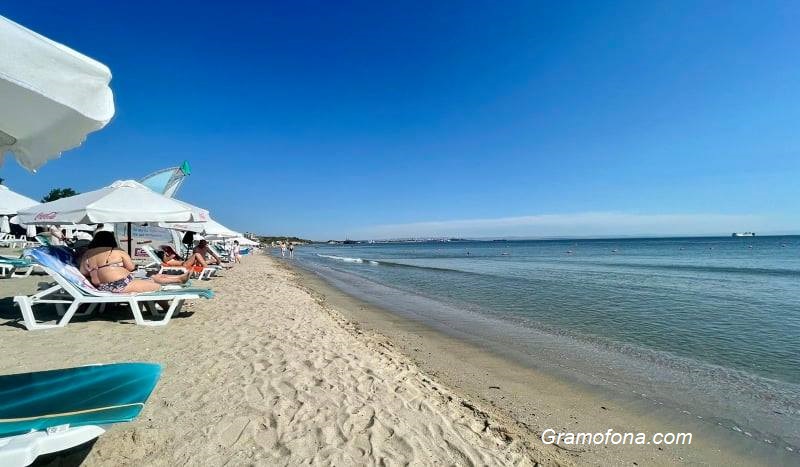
34, 212, 57, 220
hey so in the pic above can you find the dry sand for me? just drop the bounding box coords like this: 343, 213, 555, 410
0, 252, 569, 466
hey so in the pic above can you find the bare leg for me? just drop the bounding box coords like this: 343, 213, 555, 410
151, 271, 191, 284
193, 253, 209, 268
181, 254, 201, 268
122, 279, 162, 293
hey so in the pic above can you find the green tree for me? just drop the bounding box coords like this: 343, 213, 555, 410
41, 188, 78, 202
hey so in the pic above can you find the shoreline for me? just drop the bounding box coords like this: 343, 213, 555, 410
284, 255, 790, 465
0, 247, 790, 465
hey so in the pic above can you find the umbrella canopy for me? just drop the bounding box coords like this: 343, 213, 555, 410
0, 15, 114, 172
0, 185, 39, 215
170, 198, 210, 223
10, 215, 92, 231
231, 236, 259, 246
16, 180, 208, 225
160, 218, 236, 237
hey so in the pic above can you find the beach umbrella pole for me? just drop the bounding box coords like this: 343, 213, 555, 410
127, 222, 132, 256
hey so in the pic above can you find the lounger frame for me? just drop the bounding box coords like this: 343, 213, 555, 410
0, 260, 41, 279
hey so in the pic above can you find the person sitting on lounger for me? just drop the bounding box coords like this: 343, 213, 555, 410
193, 239, 223, 267
48, 225, 65, 246
80, 231, 190, 293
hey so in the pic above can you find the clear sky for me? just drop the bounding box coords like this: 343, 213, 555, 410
2, 1, 799, 239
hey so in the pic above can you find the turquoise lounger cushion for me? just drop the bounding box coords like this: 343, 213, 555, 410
25, 246, 97, 292
0, 256, 30, 267
0, 363, 161, 437
167, 287, 214, 299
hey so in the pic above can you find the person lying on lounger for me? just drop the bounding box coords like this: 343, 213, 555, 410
161, 245, 207, 269
80, 231, 190, 293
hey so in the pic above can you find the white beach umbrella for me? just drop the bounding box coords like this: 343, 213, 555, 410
231, 236, 259, 246
0, 185, 39, 215
160, 217, 237, 238
170, 198, 210, 223
0, 216, 10, 234
0, 15, 115, 172
17, 180, 208, 253
17, 180, 208, 225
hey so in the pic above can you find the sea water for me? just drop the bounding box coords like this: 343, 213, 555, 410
286, 237, 800, 455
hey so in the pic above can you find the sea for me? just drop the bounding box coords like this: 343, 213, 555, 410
282, 236, 800, 456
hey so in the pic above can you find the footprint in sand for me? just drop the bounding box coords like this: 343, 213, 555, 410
217, 416, 251, 448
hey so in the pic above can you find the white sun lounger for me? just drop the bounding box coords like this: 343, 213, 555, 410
13, 247, 214, 330
0, 424, 107, 466
0, 234, 29, 249
195, 266, 220, 281
140, 245, 164, 270
14, 264, 213, 330
148, 245, 221, 280
208, 243, 231, 263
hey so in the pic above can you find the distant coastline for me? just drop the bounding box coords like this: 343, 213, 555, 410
315, 233, 800, 244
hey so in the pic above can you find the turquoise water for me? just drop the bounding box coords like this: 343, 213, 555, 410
287, 236, 800, 453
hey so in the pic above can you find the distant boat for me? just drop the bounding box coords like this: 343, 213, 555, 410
732, 232, 756, 237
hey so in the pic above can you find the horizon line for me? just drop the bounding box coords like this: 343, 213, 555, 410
307, 231, 800, 242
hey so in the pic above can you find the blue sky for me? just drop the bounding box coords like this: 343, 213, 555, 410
2, 1, 799, 239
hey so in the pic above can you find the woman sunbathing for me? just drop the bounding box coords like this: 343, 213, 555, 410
161, 245, 197, 269
161, 245, 206, 269
80, 231, 190, 293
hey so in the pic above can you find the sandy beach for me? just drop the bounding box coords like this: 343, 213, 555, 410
0, 252, 570, 466
3, 5, 797, 466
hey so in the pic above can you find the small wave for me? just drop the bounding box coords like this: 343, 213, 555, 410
315, 254, 468, 271
316, 254, 378, 265
375, 259, 465, 273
